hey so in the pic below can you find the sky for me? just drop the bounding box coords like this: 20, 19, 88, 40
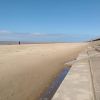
0, 0, 100, 42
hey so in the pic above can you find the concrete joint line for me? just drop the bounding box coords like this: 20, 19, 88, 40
87, 51, 96, 100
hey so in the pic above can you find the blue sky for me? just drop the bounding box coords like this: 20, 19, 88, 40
0, 0, 100, 42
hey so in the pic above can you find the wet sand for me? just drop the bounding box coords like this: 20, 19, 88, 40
0, 43, 88, 100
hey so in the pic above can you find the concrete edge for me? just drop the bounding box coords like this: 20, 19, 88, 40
52, 50, 94, 100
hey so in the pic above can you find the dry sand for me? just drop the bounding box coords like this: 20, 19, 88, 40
0, 43, 88, 100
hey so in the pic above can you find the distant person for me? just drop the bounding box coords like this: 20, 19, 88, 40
19, 41, 20, 45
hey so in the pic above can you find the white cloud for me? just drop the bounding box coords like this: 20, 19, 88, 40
0, 30, 82, 42
0, 30, 12, 34
31, 33, 80, 38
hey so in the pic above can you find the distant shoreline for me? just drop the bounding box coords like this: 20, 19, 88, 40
0, 41, 84, 45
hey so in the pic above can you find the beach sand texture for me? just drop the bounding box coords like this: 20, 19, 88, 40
0, 43, 87, 100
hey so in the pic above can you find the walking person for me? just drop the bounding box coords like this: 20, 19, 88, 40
19, 41, 20, 45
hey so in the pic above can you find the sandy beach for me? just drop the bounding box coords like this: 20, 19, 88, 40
0, 43, 87, 100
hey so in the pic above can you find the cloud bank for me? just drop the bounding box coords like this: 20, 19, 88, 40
0, 30, 80, 37
0, 30, 96, 42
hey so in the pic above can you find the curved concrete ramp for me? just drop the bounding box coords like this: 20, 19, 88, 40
52, 51, 94, 100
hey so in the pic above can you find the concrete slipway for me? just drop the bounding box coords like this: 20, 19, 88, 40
52, 47, 96, 100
